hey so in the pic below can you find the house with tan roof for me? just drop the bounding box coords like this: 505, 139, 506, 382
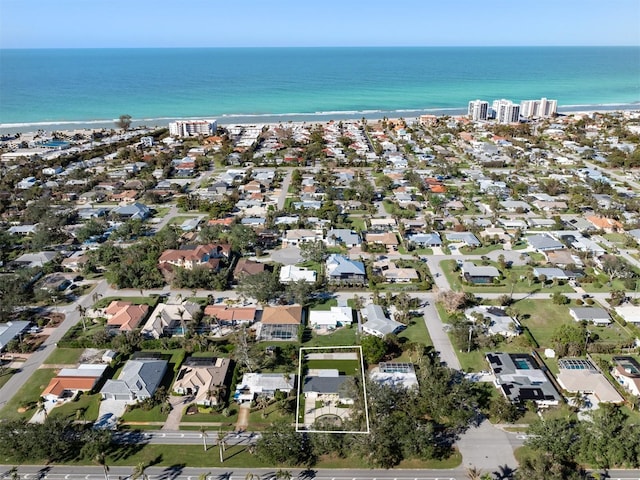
104, 301, 149, 332
259, 305, 303, 341
173, 357, 231, 406
586, 215, 624, 233
365, 232, 399, 247
158, 243, 231, 270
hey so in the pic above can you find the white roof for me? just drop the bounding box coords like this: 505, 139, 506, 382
308, 307, 353, 327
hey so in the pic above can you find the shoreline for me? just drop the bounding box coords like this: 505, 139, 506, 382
1, 102, 640, 135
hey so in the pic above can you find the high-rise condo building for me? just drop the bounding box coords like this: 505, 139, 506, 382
169, 120, 218, 137
520, 98, 558, 119
468, 100, 489, 121
492, 99, 520, 124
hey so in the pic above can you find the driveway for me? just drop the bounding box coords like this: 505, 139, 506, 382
98, 398, 131, 419
456, 416, 518, 472
269, 246, 303, 265
163, 395, 188, 430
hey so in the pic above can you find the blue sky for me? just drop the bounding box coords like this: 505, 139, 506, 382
1, 0, 639, 48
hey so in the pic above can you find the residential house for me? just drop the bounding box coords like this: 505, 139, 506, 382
461, 262, 500, 284
259, 305, 303, 341
204, 305, 257, 326
586, 215, 624, 233
279, 265, 317, 284
61, 251, 88, 272
142, 301, 201, 338
0, 321, 30, 351
325, 254, 366, 285
465, 306, 521, 337
308, 306, 353, 330
282, 229, 323, 247
42, 364, 108, 402
533, 267, 569, 281
303, 369, 353, 404
172, 357, 231, 406
100, 358, 168, 401
614, 305, 640, 325
38, 273, 72, 293
445, 232, 481, 247
233, 259, 266, 280
104, 301, 150, 332
370, 362, 419, 390
325, 229, 361, 248
112, 202, 150, 220
611, 356, 640, 396
365, 232, 399, 249
524, 233, 563, 252
557, 358, 623, 404
158, 243, 230, 271
12, 251, 58, 269
360, 304, 404, 338
7, 224, 38, 236
233, 373, 295, 403
407, 233, 442, 248
486, 352, 562, 407
569, 307, 611, 325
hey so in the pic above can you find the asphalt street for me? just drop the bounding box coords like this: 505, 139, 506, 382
2, 466, 639, 480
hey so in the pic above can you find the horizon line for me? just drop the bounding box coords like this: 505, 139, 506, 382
1, 44, 639, 50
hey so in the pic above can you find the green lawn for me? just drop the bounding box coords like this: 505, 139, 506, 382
346, 216, 366, 231
306, 359, 360, 375
180, 405, 239, 425
246, 402, 294, 429
153, 207, 171, 218
49, 392, 101, 422
0, 369, 17, 390
308, 297, 337, 311
94, 296, 160, 309
304, 326, 357, 347
0, 368, 57, 421
121, 403, 168, 423
398, 317, 432, 347
45, 348, 84, 365
458, 244, 504, 255
512, 299, 572, 348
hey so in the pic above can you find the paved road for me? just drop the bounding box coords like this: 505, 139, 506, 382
0, 280, 111, 408
2, 465, 639, 480
277, 170, 292, 211
420, 295, 461, 369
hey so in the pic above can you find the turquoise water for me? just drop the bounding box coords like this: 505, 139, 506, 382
0, 47, 639, 129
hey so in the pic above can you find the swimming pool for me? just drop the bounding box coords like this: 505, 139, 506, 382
514, 358, 531, 370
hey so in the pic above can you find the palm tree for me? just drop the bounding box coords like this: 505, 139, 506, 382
199, 426, 208, 451
244, 474, 259, 480
36, 396, 48, 420
132, 462, 148, 480
465, 466, 484, 480
198, 473, 210, 480
95, 452, 109, 480
76, 304, 88, 331
275, 470, 292, 480
8, 466, 19, 480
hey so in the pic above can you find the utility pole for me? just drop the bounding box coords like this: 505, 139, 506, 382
467, 325, 473, 353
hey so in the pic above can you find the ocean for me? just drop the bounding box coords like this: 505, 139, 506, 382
0, 46, 639, 132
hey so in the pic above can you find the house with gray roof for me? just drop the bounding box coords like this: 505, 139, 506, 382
100, 359, 168, 401
445, 232, 481, 247
12, 251, 58, 269
0, 321, 30, 352
569, 307, 611, 325
360, 304, 404, 338
486, 352, 562, 407
533, 267, 569, 280
113, 202, 150, 220
526, 234, 563, 252
303, 369, 352, 403
407, 232, 442, 247
325, 229, 361, 248
461, 262, 500, 284
465, 306, 521, 337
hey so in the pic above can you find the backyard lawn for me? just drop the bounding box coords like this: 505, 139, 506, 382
45, 348, 84, 365
0, 368, 57, 421
306, 359, 361, 375
304, 326, 357, 347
